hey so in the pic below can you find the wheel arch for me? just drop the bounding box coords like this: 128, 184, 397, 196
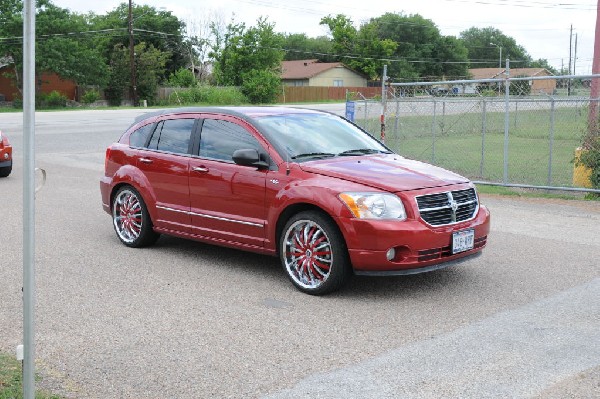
274, 203, 346, 257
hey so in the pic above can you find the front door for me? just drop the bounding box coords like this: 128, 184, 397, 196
188, 116, 268, 247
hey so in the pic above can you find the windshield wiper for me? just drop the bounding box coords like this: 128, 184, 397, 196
291, 152, 336, 160
338, 148, 391, 156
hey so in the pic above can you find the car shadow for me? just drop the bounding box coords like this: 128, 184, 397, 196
152, 235, 477, 299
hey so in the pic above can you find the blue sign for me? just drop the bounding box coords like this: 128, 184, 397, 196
345, 101, 355, 122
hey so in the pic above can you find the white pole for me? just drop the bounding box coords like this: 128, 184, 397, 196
23, 0, 36, 397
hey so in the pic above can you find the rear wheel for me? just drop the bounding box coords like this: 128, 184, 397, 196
280, 211, 350, 295
112, 186, 159, 247
0, 161, 12, 177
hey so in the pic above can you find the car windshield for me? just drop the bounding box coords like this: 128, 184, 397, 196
255, 113, 391, 161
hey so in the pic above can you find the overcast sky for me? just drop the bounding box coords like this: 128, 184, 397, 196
52, 0, 598, 74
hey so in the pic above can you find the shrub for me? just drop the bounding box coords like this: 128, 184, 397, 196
167, 85, 247, 106
241, 70, 281, 104
168, 68, 197, 88
81, 89, 101, 104
577, 135, 600, 189
40, 91, 67, 108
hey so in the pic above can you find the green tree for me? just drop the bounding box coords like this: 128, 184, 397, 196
319, 14, 396, 80
460, 27, 531, 69
0, 0, 108, 95
105, 42, 169, 105
89, 3, 187, 78
168, 68, 197, 87
281, 33, 334, 62
211, 17, 283, 103
367, 13, 468, 80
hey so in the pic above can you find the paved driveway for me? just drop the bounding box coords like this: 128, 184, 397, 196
0, 110, 598, 398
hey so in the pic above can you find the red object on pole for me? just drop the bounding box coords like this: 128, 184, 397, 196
588, 0, 600, 137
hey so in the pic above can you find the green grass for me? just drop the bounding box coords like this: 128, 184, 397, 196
0, 353, 61, 399
358, 104, 591, 189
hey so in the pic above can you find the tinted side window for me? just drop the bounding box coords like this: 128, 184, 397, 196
149, 119, 195, 155
199, 119, 261, 162
129, 123, 155, 147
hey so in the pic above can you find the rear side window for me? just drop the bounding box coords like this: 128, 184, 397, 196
148, 118, 195, 155
199, 119, 262, 162
129, 123, 155, 147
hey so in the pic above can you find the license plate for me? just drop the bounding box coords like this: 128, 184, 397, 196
452, 229, 475, 254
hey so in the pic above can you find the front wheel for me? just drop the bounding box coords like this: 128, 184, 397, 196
280, 211, 350, 295
112, 186, 159, 248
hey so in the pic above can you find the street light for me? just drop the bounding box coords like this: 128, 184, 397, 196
489, 42, 502, 69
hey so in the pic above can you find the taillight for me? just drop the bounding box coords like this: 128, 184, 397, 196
104, 147, 112, 172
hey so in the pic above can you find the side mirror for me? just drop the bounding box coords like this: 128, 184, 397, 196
232, 149, 269, 169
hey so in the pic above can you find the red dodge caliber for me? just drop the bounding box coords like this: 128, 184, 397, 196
100, 107, 490, 295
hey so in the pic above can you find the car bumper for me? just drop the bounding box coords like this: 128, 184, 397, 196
339, 205, 490, 274
0, 159, 11, 168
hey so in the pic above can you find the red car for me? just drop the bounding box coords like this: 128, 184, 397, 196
0, 130, 12, 178
100, 107, 490, 295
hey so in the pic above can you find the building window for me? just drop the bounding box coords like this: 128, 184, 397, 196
333, 80, 343, 87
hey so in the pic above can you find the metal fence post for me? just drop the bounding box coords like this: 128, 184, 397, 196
432, 99, 437, 164
480, 98, 487, 178
503, 59, 510, 184
394, 97, 400, 145
548, 97, 556, 186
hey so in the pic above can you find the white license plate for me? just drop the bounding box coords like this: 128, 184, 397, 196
452, 229, 475, 254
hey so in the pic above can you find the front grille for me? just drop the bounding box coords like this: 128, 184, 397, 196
416, 188, 478, 226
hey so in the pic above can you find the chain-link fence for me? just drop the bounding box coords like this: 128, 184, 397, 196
348, 74, 600, 192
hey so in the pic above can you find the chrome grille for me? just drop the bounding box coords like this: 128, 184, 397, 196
416, 188, 478, 226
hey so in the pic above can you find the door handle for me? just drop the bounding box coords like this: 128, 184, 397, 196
139, 157, 153, 164
192, 166, 209, 173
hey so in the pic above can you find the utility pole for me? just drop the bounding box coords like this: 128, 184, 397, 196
574, 33, 578, 76
568, 24, 573, 96
128, 0, 137, 106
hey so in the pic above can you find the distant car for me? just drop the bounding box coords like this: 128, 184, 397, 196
100, 107, 490, 295
0, 130, 12, 178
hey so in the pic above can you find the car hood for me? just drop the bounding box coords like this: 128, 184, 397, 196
299, 154, 469, 192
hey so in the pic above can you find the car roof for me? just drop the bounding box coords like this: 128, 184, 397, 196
133, 106, 326, 125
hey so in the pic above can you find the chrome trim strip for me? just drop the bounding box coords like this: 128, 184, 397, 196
156, 205, 263, 228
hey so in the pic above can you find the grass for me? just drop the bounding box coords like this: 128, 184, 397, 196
358, 102, 592, 190
0, 353, 61, 399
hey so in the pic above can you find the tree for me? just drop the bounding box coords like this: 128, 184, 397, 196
281, 33, 334, 62
367, 13, 468, 80
0, 0, 108, 96
89, 3, 187, 78
320, 14, 396, 80
105, 42, 170, 105
211, 17, 283, 103
460, 27, 530, 69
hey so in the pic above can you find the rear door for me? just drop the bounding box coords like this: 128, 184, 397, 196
188, 115, 269, 247
136, 116, 198, 232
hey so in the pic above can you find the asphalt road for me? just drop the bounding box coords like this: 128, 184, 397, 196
1, 109, 599, 398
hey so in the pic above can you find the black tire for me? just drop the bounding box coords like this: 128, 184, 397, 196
112, 186, 159, 248
280, 211, 350, 295
0, 161, 12, 178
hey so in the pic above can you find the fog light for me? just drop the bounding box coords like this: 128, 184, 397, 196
3, 154, 7, 160
386, 248, 396, 261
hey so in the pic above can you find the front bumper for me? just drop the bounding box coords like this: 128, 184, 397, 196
339, 204, 490, 274
0, 159, 11, 168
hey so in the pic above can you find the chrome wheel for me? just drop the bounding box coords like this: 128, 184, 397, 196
113, 188, 143, 244
283, 219, 334, 290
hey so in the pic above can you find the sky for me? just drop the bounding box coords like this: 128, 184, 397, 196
52, 0, 598, 74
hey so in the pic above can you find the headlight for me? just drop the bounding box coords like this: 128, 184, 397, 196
339, 192, 406, 220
